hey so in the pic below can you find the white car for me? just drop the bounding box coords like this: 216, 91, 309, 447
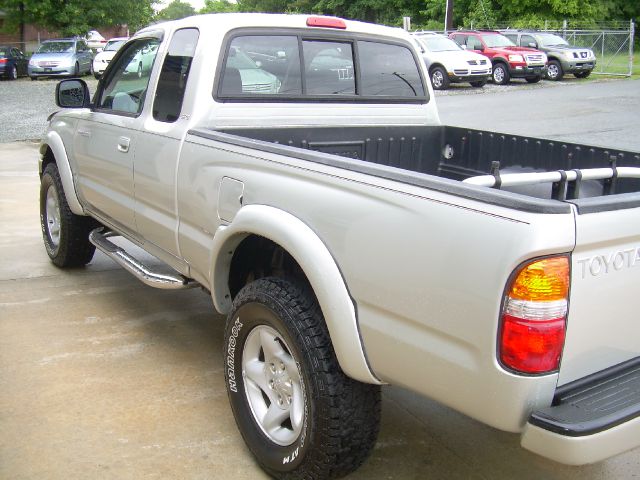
413, 32, 491, 90
85, 30, 107, 51
92, 37, 128, 79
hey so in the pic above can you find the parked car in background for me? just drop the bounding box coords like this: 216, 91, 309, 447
0, 46, 28, 80
93, 37, 128, 79
85, 30, 107, 51
412, 32, 491, 90
450, 30, 547, 85
28, 38, 93, 80
124, 42, 158, 77
501, 30, 596, 81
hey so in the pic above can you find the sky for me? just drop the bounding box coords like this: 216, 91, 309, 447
155, 0, 207, 12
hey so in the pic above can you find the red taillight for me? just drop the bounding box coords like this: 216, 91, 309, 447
0, 59, 6, 64
306, 16, 347, 29
499, 256, 569, 374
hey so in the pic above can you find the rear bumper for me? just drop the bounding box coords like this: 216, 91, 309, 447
521, 357, 640, 465
521, 416, 640, 465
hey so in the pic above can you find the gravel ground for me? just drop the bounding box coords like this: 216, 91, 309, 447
0, 73, 628, 143
0, 76, 98, 143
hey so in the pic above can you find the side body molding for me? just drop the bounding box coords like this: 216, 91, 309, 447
40, 130, 85, 215
209, 205, 381, 385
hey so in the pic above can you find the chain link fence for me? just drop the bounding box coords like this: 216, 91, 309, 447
474, 20, 636, 76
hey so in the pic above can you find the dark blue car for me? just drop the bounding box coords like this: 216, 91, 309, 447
0, 46, 28, 80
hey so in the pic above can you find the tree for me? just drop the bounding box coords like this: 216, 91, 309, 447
200, 0, 238, 13
155, 0, 196, 21
0, 0, 155, 37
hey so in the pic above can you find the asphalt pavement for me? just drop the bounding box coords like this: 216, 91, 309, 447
1, 77, 640, 479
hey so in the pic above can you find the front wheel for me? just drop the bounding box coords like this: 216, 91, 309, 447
8, 65, 18, 80
546, 59, 564, 81
40, 163, 97, 267
430, 66, 449, 90
224, 277, 381, 479
492, 63, 510, 85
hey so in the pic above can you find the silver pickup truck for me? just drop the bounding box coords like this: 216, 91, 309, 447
39, 13, 640, 480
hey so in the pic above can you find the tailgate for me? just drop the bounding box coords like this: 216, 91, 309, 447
559, 204, 640, 386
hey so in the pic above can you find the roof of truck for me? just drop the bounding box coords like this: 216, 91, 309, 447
136, 13, 411, 41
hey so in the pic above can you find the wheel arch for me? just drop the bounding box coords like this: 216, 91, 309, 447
39, 132, 84, 215
210, 204, 381, 385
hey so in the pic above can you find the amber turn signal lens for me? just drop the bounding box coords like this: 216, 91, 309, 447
508, 257, 569, 302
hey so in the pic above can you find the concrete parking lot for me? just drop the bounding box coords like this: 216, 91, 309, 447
1, 78, 639, 479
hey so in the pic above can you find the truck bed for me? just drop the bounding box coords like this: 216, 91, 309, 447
200, 125, 640, 212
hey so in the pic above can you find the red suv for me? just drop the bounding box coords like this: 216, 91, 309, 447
449, 31, 548, 85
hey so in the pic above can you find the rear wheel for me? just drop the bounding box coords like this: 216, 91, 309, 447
492, 63, 510, 85
8, 65, 18, 80
40, 163, 97, 267
224, 277, 381, 480
546, 59, 564, 81
430, 66, 449, 90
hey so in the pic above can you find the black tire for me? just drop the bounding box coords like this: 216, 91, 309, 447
30, 76, 38, 81
575, 70, 591, 79
429, 66, 449, 90
469, 79, 487, 88
546, 59, 564, 81
74, 62, 80, 76
224, 277, 381, 480
8, 65, 18, 80
40, 163, 97, 267
492, 63, 510, 85
525, 76, 542, 84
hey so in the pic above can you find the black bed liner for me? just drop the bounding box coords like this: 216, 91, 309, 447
189, 125, 640, 213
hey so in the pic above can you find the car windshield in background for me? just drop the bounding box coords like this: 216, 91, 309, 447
537, 33, 569, 47
0, 50, 6, 57
104, 40, 126, 51
482, 34, 515, 48
38, 42, 74, 53
420, 36, 462, 52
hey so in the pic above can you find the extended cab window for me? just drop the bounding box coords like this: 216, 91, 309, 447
153, 28, 199, 122
218, 33, 426, 101
96, 37, 160, 115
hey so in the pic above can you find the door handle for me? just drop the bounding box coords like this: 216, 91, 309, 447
117, 136, 130, 153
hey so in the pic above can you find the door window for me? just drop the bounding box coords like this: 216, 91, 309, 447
466, 36, 484, 50
96, 37, 161, 115
521, 35, 537, 48
153, 28, 199, 122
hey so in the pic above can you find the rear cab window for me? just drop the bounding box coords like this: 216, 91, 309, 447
216, 29, 427, 103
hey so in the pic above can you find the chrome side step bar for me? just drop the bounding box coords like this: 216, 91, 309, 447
89, 229, 197, 290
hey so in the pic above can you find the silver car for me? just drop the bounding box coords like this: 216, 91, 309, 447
28, 38, 93, 80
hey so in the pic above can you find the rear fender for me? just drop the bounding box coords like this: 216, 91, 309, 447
210, 204, 381, 385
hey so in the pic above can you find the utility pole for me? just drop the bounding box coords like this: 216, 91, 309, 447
444, 0, 454, 32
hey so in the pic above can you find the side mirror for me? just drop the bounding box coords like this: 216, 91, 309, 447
56, 79, 90, 108
528, 42, 538, 48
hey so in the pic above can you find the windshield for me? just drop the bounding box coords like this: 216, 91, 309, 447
104, 40, 126, 52
418, 36, 462, 52
38, 41, 74, 54
482, 34, 516, 48
536, 33, 569, 47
